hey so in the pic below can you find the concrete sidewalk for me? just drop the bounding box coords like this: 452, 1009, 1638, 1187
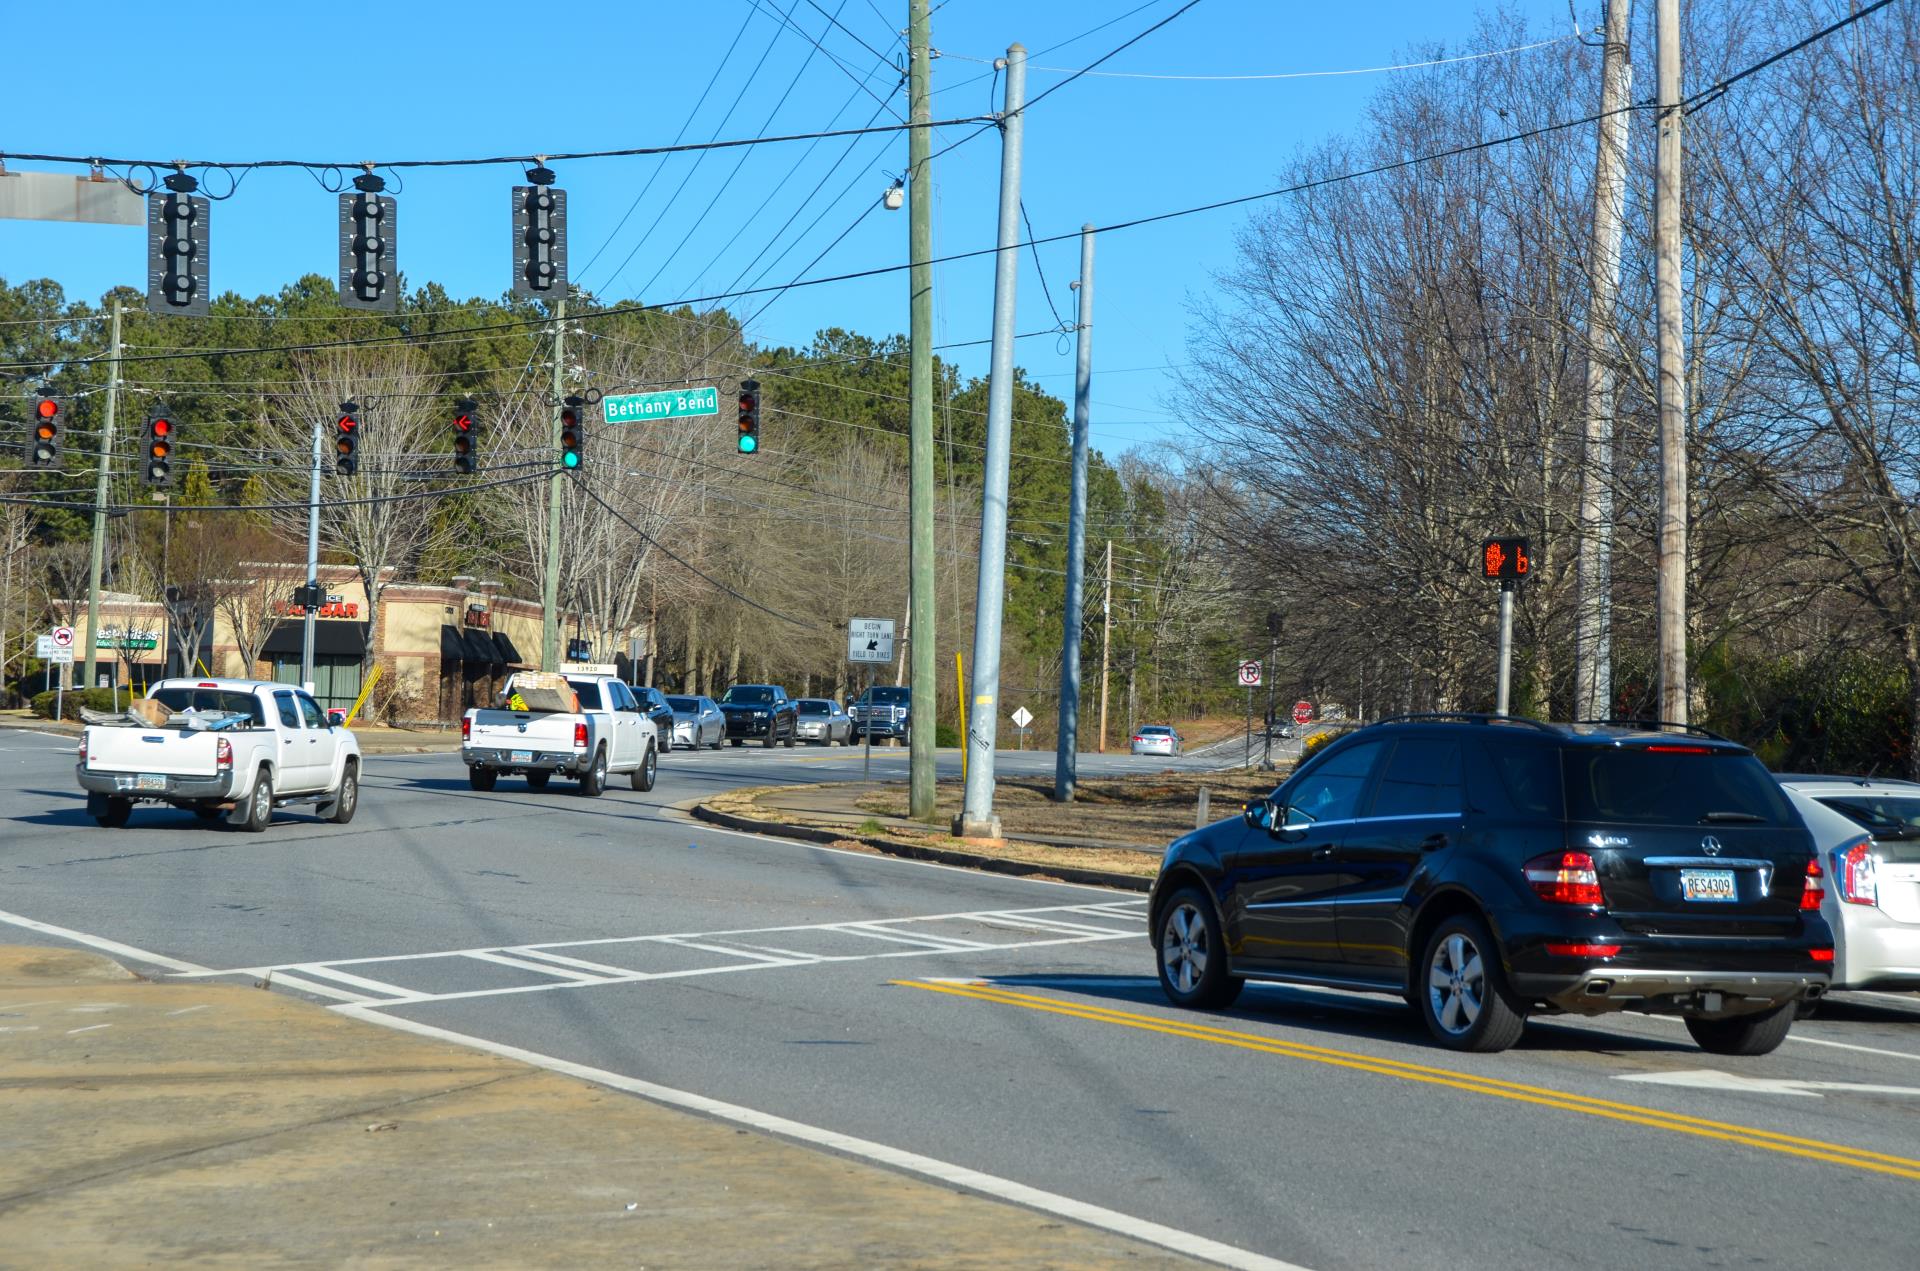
0, 945, 1194, 1269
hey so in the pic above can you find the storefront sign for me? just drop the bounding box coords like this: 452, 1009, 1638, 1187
464, 604, 492, 628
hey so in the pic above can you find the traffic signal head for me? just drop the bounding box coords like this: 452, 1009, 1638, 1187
338, 179, 399, 312
146, 176, 211, 317
512, 176, 568, 300
559, 396, 585, 470
452, 397, 478, 474
736, 380, 761, 455
142, 404, 176, 489
30, 395, 64, 468
335, 401, 362, 476
1481, 536, 1531, 582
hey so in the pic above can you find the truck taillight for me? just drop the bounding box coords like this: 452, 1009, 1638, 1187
462, 717, 471, 742
1524, 850, 1604, 907
573, 722, 588, 749
1836, 837, 1877, 906
76, 737, 87, 763
216, 738, 233, 770
1803, 855, 1827, 910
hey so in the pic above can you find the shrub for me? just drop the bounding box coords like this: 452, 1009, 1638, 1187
30, 687, 124, 720
935, 722, 960, 748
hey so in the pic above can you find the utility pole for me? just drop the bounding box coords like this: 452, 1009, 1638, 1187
541, 295, 568, 671
1053, 226, 1094, 802
907, 0, 938, 819
82, 297, 123, 692
1574, 0, 1634, 721
1097, 537, 1112, 754
1654, 0, 1688, 724
300, 421, 322, 688
954, 42, 1026, 840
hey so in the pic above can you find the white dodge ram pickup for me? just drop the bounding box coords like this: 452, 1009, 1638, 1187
461, 671, 657, 796
75, 678, 362, 831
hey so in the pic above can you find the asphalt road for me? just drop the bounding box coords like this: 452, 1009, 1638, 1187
5, 726, 1920, 1270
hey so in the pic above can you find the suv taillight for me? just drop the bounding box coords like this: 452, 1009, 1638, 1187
461, 717, 471, 742
216, 738, 233, 771
1525, 850, 1604, 907
1836, 837, 1877, 906
573, 722, 588, 749
1803, 855, 1827, 910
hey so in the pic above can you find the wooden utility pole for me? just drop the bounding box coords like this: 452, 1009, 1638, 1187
1574, 0, 1633, 721
1097, 538, 1112, 753
1654, 0, 1688, 724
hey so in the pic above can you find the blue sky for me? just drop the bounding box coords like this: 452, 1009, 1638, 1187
4, 1, 1576, 459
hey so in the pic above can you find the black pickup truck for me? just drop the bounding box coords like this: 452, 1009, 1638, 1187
719, 684, 798, 748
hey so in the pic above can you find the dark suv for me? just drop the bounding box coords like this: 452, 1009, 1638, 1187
1149, 715, 1833, 1055
719, 684, 798, 748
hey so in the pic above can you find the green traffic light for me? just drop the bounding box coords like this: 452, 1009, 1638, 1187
738, 435, 757, 454
562, 450, 580, 469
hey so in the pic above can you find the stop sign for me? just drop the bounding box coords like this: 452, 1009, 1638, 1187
1292, 700, 1313, 726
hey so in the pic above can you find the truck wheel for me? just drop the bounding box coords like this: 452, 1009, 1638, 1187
630, 744, 657, 792
578, 747, 607, 797
231, 771, 273, 833
783, 727, 795, 748
321, 761, 358, 825
763, 729, 778, 749
95, 797, 132, 829
468, 766, 498, 792
525, 770, 551, 791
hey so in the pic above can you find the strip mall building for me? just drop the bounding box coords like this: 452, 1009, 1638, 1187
70, 565, 648, 726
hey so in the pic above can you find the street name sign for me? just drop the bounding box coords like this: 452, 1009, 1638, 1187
848, 617, 894, 665
601, 386, 719, 424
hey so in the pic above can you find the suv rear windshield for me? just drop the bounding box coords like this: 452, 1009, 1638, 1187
1563, 747, 1793, 826
1814, 793, 1920, 840
860, 687, 909, 704
723, 687, 775, 705
150, 687, 266, 725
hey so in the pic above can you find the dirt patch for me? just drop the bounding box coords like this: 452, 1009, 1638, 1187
858, 770, 1285, 849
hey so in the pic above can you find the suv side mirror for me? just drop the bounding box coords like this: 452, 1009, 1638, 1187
1242, 799, 1275, 831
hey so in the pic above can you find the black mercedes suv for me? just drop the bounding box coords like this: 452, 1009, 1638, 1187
1149, 715, 1834, 1055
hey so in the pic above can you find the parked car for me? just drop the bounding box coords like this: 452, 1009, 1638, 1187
719, 684, 798, 748
462, 672, 656, 795
1149, 714, 1833, 1055
1130, 725, 1183, 756
76, 678, 362, 831
1777, 775, 1920, 999
627, 683, 678, 753
666, 694, 725, 750
849, 685, 911, 744
795, 698, 852, 746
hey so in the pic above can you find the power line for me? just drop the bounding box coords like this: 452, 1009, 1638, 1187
939, 33, 1578, 82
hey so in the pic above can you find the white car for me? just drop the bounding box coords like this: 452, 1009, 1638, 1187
1778, 775, 1920, 996
76, 678, 362, 831
666, 694, 725, 750
1130, 725, 1183, 757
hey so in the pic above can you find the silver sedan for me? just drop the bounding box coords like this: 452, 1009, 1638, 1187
1130, 725, 1183, 757
665, 694, 725, 750
795, 699, 852, 746
1779, 776, 1920, 1000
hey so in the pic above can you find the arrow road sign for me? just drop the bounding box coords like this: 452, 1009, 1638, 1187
1237, 661, 1262, 687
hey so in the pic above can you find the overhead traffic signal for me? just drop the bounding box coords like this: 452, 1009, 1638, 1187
29, 394, 64, 468
452, 397, 479, 474
736, 380, 761, 455
146, 173, 210, 317
559, 396, 585, 470
512, 170, 568, 300
335, 401, 362, 476
142, 404, 176, 489
338, 174, 399, 312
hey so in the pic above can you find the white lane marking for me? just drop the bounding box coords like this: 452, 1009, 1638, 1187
504, 947, 649, 979
261, 972, 381, 1004
1784, 1034, 1920, 1063
1619, 1067, 1920, 1098
464, 950, 611, 983
832, 924, 993, 953
165, 1004, 210, 1017
0, 907, 212, 975
0, 1025, 41, 1033
292, 964, 424, 1001
66, 1023, 112, 1035
656, 937, 811, 966
333, 1005, 1310, 1271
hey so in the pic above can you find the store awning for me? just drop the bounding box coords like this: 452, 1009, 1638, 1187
461, 629, 502, 666
491, 631, 524, 666
439, 625, 466, 662
262, 621, 368, 658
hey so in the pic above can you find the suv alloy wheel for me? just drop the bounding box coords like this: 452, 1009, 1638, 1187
1417, 914, 1526, 1052
1155, 888, 1243, 1009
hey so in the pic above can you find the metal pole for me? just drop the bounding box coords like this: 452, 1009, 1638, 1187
1495, 583, 1515, 716
300, 420, 321, 689
898, 0, 932, 765
542, 296, 568, 671
1262, 638, 1276, 770
82, 298, 122, 692
1097, 538, 1112, 753
1654, 0, 1688, 725
1575, 0, 1634, 720
954, 43, 1026, 840
864, 665, 873, 781
1244, 687, 1252, 768
1054, 225, 1094, 802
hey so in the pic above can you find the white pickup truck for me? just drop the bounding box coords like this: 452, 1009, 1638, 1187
461, 671, 657, 796
75, 678, 362, 832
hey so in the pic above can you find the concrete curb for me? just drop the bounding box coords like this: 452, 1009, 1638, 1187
691, 803, 1153, 893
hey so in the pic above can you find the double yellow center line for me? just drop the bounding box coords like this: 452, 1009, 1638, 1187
897, 979, 1920, 1183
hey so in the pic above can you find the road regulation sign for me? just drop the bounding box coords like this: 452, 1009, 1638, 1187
52, 626, 74, 649
848, 617, 894, 665
1237, 661, 1262, 687
1292, 700, 1314, 726
1011, 706, 1033, 728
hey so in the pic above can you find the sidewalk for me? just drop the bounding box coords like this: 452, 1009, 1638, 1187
0, 945, 1196, 1269
0, 710, 459, 755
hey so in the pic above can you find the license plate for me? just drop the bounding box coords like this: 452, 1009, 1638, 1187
1681, 869, 1738, 902
510, 750, 533, 765
136, 773, 167, 792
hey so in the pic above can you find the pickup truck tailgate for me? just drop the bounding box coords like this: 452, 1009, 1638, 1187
84, 727, 223, 777
468, 711, 580, 749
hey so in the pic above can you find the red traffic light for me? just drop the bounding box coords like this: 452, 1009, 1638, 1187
454, 413, 473, 432
37, 398, 59, 419
337, 415, 358, 432
151, 418, 171, 438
